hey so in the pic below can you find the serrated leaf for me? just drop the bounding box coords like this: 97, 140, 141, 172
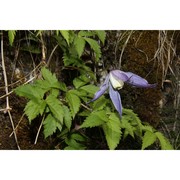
73, 78, 87, 89
92, 97, 108, 111
59, 81, 67, 92
62, 105, 72, 131
74, 36, 86, 57
41, 67, 60, 88
43, 113, 62, 138
46, 94, 64, 125
15, 84, 45, 102
65, 137, 86, 150
66, 90, 81, 118
142, 131, 157, 150
95, 30, 106, 44
80, 84, 99, 94
73, 74, 90, 89
39, 100, 46, 115
78, 31, 95, 37
142, 125, 154, 132
121, 119, 134, 138
8, 30, 16, 46
102, 113, 121, 150
80, 110, 108, 128
71, 133, 86, 142
84, 37, 101, 61
60, 30, 70, 45
24, 100, 41, 122
155, 132, 173, 150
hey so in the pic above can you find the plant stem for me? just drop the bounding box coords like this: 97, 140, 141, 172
1, 31, 20, 149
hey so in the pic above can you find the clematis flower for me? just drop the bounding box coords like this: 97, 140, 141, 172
88, 70, 157, 118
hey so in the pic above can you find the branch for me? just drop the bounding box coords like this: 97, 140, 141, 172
1, 31, 20, 149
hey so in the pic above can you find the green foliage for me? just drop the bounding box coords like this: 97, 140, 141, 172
64, 133, 86, 150
13, 30, 173, 150
94, 30, 106, 45
15, 67, 70, 138
8, 30, 16, 46
102, 113, 122, 150
84, 37, 101, 61
74, 36, 86, 58
142, 131, 157, 150
66, 90, 81, 118
59, 30, 70, 45
80, 110, 108, 128
43, 114, 62, 138
155, 132, 173, 150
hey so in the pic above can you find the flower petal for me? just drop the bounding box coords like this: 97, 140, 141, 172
124, 72, 157, 88
88, 74, 109, 103
109, 83, 122, 117
110, 70, 129, 82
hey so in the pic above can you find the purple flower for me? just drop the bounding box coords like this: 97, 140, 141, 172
89, 70, 157, 118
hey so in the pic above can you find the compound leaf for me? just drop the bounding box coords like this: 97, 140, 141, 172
95, 30, 106, 44
43, 113, 61, 138
66, 90, 81, 118
142, 131, 157, 150
102, 113, 121, 150
62, 105, 72, 131
24, 100, 41, 122
46, 94, 64, 125
80, 110, 108, 128
15, 84, 45, 102
60, 30, 69, 45
74, 36, 86, 58
84, 37, 101, 61
155, 132, 173, 150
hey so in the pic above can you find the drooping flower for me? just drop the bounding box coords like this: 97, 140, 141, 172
88, 70, 157, 118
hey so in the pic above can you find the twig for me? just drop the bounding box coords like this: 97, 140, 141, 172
1, 31, 20, 149
34, 114, 45, 144
47, 44, 58, 67
118, 30, 134, 69
9, 113, 25, 137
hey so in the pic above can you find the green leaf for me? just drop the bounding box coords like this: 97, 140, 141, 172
59, 81, 67, 92
71, 133, 86, 142
95, 30, 106, 44
41, 67, 60, 88
155, 132, 173, 150
60, 30, 70, 45
80, 110, 108, 128
92, 97, 108, 111
73, 74, 90, 89
121, 119, 134, 138
39, 100, 46, 115
102, 113, 121, 150
84, 37, 101, 61
43, 114, 62, 138
66, 90, 81, 118
80, 84, 99, 94
65, 135, 86, 150
78, 31, 95, 37
64, 140, 86, 150
62, 105, 72, 131
46, 94, 64, 125
74, 36, 86, 57
8, 30, 16, 46
24, 100, 41, 122
142, 131, 157, 150
15, 84, 45, 102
